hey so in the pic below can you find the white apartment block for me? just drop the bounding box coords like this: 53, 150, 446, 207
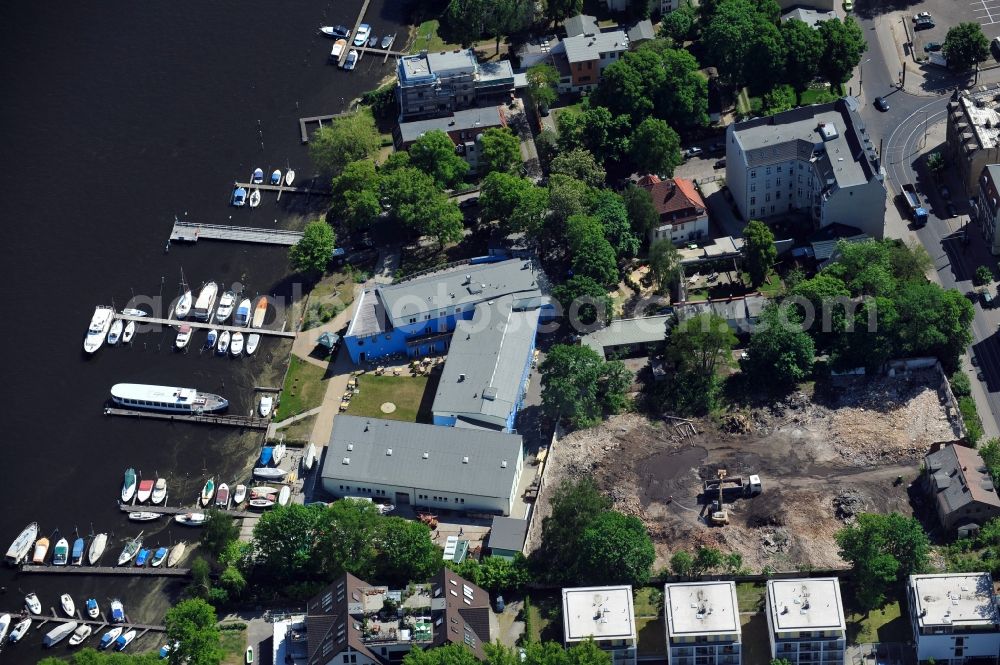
665, 582, 742, 665
765, 578, 846, 665
563, 586, 637, 665
726, 96, 886, 240
908, 573, 1000, 664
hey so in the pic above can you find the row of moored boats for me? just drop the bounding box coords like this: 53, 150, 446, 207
231, 167, 294, 207
4, 521, 187, 569
0, 593, 136, 650
321, 23, 393, 71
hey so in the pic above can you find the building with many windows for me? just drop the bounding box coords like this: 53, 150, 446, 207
396, 49, 514, 121
563, 586, 637, 665
924, 443, 1000, 537
908, 573, 1000, 664
726, 97, 885, 240
394, 106, 509, 174
665, 582, 742, 665
637, 174, 710, 245
765, 578, 846, 665
972, 164, 1000, 256
946, 86, 1000, 197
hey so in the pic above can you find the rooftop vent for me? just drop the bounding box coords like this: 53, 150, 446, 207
386, 448, 393, 456
501, 460, 508, 468
818, 122, 839, 141
462, 456, 469, 464
459, 373, 466, 382
342, 457, 351, 465
464, 274, 472, 284
423, 452, 429, 459
347, 443, 354, 451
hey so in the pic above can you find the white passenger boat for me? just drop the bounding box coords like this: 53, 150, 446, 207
9, 616, 31, 642
278, 485, 291, 506
217, 330, 231, 355
25, 592, 42, 614
285, 169, 295, 186
231, 332, 244, 356
249, 189, 261, 208
107, 319, 123, 345
88, 533, 107, 565
84, 306, 115, 354
121, 320, 136, 344
246, 333, 260, 355
151, 477, 167, 504
235, 298, 252, 326
5, 521, 39, 565
44, 620, 78, 647
343, 49, 359, 70
192, 281, 219, 321
215, 291, 236, 322
69, 624, 92, 646
110, 384, 229, 413
61, 593, 75, 617
174, 290, 192, 319
259, 395, 273, 417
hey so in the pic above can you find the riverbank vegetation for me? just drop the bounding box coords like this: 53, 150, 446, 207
274, 356, 328, 420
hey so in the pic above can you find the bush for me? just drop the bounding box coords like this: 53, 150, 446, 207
976, 265, 994, 286
219, 622, 248, 631
951, 372, 972, 397
521, 596, 534, 644
960, 396, 984, 444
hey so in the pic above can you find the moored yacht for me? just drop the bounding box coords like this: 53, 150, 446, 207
215, 290, 236, 322
231, 332, 244, 356
52, 537, 69, 566
32, 537, 49, 564
83, 306, 115, 354
5, 521, 39, 565
192, 281, 219, 321
88, 533, 107, 564
151, 477, 167, 504
217, 330, 231, 355
110, 384, 228, 413
235, 298, 252, 327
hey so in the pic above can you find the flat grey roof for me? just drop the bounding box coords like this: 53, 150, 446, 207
477, 59, 514, 83
665, 582, 741, 638
563, 586, 636, 642
910, 574, 1000, 629
563, 31, 629, 64
427, 49, 478, 74
322, 415, 523, 499
488, 516, 528, 552
398, 106, 505, 144
581, 315, 671, 356
767, 578, 845, 632
432, 297, 539, 425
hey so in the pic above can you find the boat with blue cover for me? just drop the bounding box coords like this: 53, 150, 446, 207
135, 548, 150, 566
71, 537, 85, 565
231, 186, 247, 207
259, 447, 273, 466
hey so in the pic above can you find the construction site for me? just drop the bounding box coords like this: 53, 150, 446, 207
527, 370, 964, 572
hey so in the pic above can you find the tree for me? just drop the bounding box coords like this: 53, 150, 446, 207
623, 185, 659, 238
165, 599, 224, 665
536, 477, 612, 581
289, 220, 336, 276
693, 546, 725, 574
763, 84, 797, 115
630, 118, 682, 177
944, 22, 990, 72
41, 651, 163, 665
547, 174, 590, 227
409, 129, 470, 188
251, 504, 323, 582
423, 196, 466, 248
309, 111, 381, 176
479, 172, 549, 236
567, 214, 619, 286
781, 18, 824, 90
703, 0, 785, 90
527, 63, 560, 111
891, 281, 974, 371
648, 239, 680, 292
199, 509, 240, 559
578, 512, 656, 585
550, 148, 607, 187
540, 345, 626, 429
656, 48, 710, 128
535, 129, 560, 170
546, 0, 584, 25
742, 220, 776, 287
331, 160, 382, 231
479, 127, 522, 175
836, 513, 930, 612
742, 304, 815, 388
926, 152, 946, 176
664, 313, 737, 414
452, 554, 532, 593
380, 166, 443, 231
440, 0, 487, 46
485, 0, 533, 55
659, 1, 696, 42
557, 106, 631, 164
314, 498, 382, 579
817, 17, 866, 85
592, 48, 665, 122
592, 190, 641, 259
670, 550, 695, 576
552, 275, 613, 328
404, 644, 481, 665
376, 516, 442, 585
976, 265, 994, 286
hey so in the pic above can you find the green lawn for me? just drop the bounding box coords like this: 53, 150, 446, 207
745, 269, 784, 297
275, 356, 328, 421
633, 587, 663, 617
219, 627, 247, 665
345, 374, 433, 423
303, 270, 355, 330
409, 20, 459, 54
636, 617, 667, 656
735, 582, 765, 613
846, 600, 909, 645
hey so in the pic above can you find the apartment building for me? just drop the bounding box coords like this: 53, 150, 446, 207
563, 586, 637, 665
665, 582, 742, 665
946, 85, 1000, 196
973, 164, 1000, 255
765, 578, 846, 665
908, 573, 1000, 664
396, 49, 514, 121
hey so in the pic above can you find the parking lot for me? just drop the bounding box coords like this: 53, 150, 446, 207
907, 0, 1000, 56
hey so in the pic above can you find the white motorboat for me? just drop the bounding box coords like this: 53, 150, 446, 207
249, 189, 261, 208
233, 484, 247, 504
88, 533, 107, 565
303, 443, 317, 471
175, 513, 207, 527
206, 328, 218, 349
249, 498, 275, 509
192, 281, 219, 321
52, 537, 70, 566
0, 613, 11, 643
83, 306, 115, 354
231, 331, 244, 356
116, 629, 137, 651
86, 598, 99, 619
44, 620, 78, 647
32, 538, 49, 564
167, 542, 186, 567
6, 521, 39, 565
232, 186, 247, 207
272, 442, 286, 465
128, 512, 161, 522
174, 290, 192, 319
217, 330, 231, 354
330, 38, 347, 61
110, 384, 229, 413
99, 626, 123, 650
285, 169, 295, 186
270, 169, 282, 185
259, 395, 273, 417
175, 324, 192, 349
107, 319, 123, 345
215, 483, 231, 508
252, 297, 268, 328
216, 290, 236, 322
200, 478, 215, 507
61, 593, 75, 617
251, 486, 278, 498
69, 624, 93, 646
151, 477, 167, 504
121, 308, 147, 318
278, 485, 291, 506
25, 592, 42, 615
343, 49, 359, 70
235, 298, 252, 326
353, 23, 371, 46
121, 320, 136, 343
251, 168, 264, 184
246, 333, 260, 355
10, 616, 31, 643
253, 467, 287, 481
121, 467, 137, 503
320, 25, 347, 37
136, 478, 154, 503
381, 34, 395, 49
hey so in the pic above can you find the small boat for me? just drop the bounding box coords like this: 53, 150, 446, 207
249, 189, 261, 208
253, 467, 287, 481
235, 298, 252, 326
206, 328, 218, 349
381, 34, 394, 49
353, 23, 371, 46
128, 512, 161, 523
69, 624, 93, 646
200, 478, 215, 507
10, 616, 31, 643
84, 306, 115, 353
193, 281, 219, 321
121, 308, 147, 318
86, 598, 99, 618
260, 447, 273, 466
151, 546, 168, 567
116, 629, 137, 651
88, 533, 108, 565
251, 168, 264, 184
100, 626, 123, 649
25, 592, 42, 615
107, 319, 124, 345
61, 593, 75, 616
246, 646, 254, 664
217, 330, 231, 354
53, 537, 69, 565
215, 483, 231, 508
343, 49, 359, 70
161, 642, 178, 658
135, 548, 150, 566
117, 533, 143, 566
0, 614, 10, 643
175, 324, 193, 349
151, 477, 167, 504
250, 486, 278, 499
110, 599, 125, 623
303, 443, 317, 471
6, 521, 39, 565
231, 331, 244, 356
259, 395, 273, 417
272, 442, 286, 465
121, 320, 136, 343
329, 38, 347, 61
246, 333, 260, 355
174, 289, 192, 319
270, 169, 281, 185
320, 25, 347, 37
278, 485, 291, 506
368, 34, 378, 48
137, 479, 154, 503
285, 170, 295, 186
216, 290, 236, 322
32, 537, 49, 564
71, 537, 85, 565
175, 513, 207, 527
167, 542, 186, 567
121, 468, 138, 503
44, 620, 78, 647
249, 498, 275, 509
233, 484, 247, 504
232, 186, 247, 207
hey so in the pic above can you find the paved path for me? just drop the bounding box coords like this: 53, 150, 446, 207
268, 406, 324, 437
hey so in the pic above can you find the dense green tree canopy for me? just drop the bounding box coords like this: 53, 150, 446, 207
944, 22, 990, 71
703, 0, 785, 90
440, 0, 488, 46
536, 477, 611, 581
199, 509, 240, 559
836, 513, 930, 611
662, 313, 738, 414
781, 18, 824, 90
289, 220, 336, 276
658, 1, 697, 42
546, 0, 585, 24
578, 512, 656, 585
622, 185, 659, 238
450, 554, 532, 594
540, 345, 629, 428
630, 117, 682, 177
41, 651, 163, 665
375, 516, 442, 585
567, 214, 619, 286
331, 159, 382, 231
166, 599, 224, 665
479, 172, 550, 236
556, 106, 631, 164
743, 220, 777, 287
527, 63, 560, 110
592, 190, 641, 259
309, 111, 381, 176
648, 238, 680, 291
817, 17, 866, 84
409, 129, 470, 188
552, 275, 613, 327
742, 304, 815, 388
550, 148, 607, 187
479, 127, 522, 174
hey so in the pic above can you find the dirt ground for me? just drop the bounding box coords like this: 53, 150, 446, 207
528, 370, 963, 572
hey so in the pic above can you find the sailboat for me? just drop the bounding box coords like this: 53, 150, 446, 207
174, 269, 192, 319
249, 189, 261, 208
303, 443, 317, 471
117, 532, 143, 566
285, 169, 296, 186
167, 542, 187, 567
88, 533, 108, 565
272, 442, 286, 465
10, 616, 32, 643
5, 521, 39, 565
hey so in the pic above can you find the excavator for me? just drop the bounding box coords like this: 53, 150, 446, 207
710, 469, 730, 526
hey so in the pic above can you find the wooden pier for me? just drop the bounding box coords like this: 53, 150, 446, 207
120, 504, 258, 519
338, 0, 373, 67
18, 609, 166, 636
170, 220, 304, 246
115, 312, 296, 338
233, 181, 331, 199
299, 112, 349, 143
105, 408, 271, 430
20, 564, 190, 577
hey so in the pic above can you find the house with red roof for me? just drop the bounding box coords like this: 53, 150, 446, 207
637, 175, 710, 246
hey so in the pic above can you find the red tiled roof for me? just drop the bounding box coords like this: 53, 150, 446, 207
639, 175, 706, 223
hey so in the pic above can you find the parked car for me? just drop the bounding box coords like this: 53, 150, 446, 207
913, 11, 931, 21
714, 159, 726, 169
924, 41, 942, 52
683, 147, 703, 159
915, 18, 935, 30
874, 96, 889, 112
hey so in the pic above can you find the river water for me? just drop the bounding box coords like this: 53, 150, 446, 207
0, 0, 404, 659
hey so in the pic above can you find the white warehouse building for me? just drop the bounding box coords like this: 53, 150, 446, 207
765, 578, 846, 665
908, 573, 1000, 664
665, 581, 742, 665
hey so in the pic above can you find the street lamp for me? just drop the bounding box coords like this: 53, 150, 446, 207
860, 58, 872, 89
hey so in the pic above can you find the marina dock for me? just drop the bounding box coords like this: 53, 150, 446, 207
299, 112, 349, 143
115, 312, 296, 338
120, 504, 258, 519
14, 609, 166, 636
20, 565, 190, 577
105, 408, 271, 429
170, 220, 304, 246
338, 0, 372, 67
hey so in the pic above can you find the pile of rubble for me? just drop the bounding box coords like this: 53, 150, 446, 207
833, 489, 870, 523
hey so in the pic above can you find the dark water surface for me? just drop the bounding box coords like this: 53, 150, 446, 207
0, 0, 404, 659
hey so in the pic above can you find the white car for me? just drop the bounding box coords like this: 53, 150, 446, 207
353, 24, 371, 47
913, 11, 931, 21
